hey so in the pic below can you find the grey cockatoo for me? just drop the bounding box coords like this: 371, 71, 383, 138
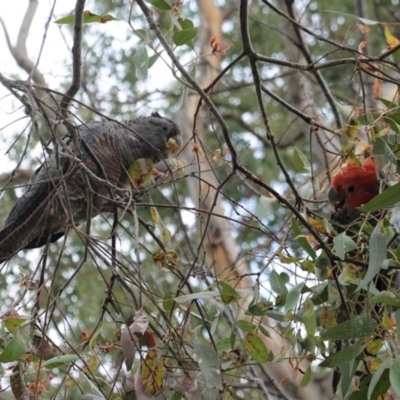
0, 113, 182, 262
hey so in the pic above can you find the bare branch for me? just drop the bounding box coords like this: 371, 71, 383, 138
0, 169, 32, 188
60, 0, 86, 117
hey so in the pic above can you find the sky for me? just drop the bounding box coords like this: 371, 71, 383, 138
0, 2, 76, 161
0, 1, 73, 85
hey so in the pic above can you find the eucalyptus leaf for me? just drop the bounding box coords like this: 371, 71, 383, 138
357, 225, 387, 290
320, 317, 377, 341
333, 233, 357, 260
319, 339, 365, 368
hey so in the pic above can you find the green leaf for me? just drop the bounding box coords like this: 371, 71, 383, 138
373, 138, 399, 173
236, 320, 256, 332
133, 46, 149, 80
216, 338, 232, 352
361, 182, 400, 213
163, 291, 175, 312
395, 309, 400, 344
285, 283, 304, 312
177, 18, 194, 30
291, 218, 316, 259
320, 317, 378, 341
89, 324, 102, 351
347, 369, 390, 399
4, 315, 28, 334
300, 366, 312, 388
340, 360, 358, 398
173, 28, 198, 47
148, 53, 160, 69
265, 310, 286, 322
192, 344, 222, 390
334, 102, 360, 119
255, 196, 279, 219
314, 252, 330, 281
150, 207, 171, 243
365, 339, 383, 355
219, 282, 241, 304
357, 224, 387, 290
319, 339, 365, 368
292, 147, 311, 173
383, 116, 400, 135
390, 357, 400, 397
371, 294, 400, 307
145, 0, 172, 10
243, 333, 269, 363
333, 233, 357, 260
173, 291, 220, 303
230, 331, 236, 349
246, 301, 273, 316
338, 264, 361, 285
368, 358, 391, 400
55, 10, 118, 24
43, 354, 80, 369
0, 333, 27, 362
379, 98, 398, 109
269, 269, 288, 296
303, 299, 316, 337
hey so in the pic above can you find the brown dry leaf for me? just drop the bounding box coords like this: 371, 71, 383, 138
320, 306, 336, 329
143, 331, 156, 348
189, 140, 204, 156
306, 235, 319, 246
366, 357, 381, 373
373, 77, 382, 100
358, 40, 367, 54
357, 24, 371, 34
27, 377, 49, 395
357, 141, 374, 152
210, 35, 231, 57
280, 376, 290, 385
32, 335, 54, 360
19, 273, 37, 290
152, 250, 179, 271
172, 0, 183, 14
141, 348, 164, 395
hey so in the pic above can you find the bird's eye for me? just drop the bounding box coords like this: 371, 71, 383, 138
347, 185, 355, 193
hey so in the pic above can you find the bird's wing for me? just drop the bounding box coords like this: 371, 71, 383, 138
0, 157, 66, 258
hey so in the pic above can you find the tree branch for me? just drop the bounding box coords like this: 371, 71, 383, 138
60, 0, 85, 118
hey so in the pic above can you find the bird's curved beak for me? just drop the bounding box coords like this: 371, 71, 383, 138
328, 186, 344, 210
